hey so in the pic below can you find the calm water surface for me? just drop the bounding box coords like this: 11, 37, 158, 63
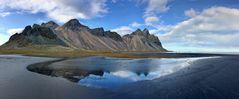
31, 56, 209, 89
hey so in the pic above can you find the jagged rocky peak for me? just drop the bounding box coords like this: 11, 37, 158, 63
22, 25, 32, 35
134, 28, 142, 33
90, 27, 123, 41
131, 28, 150, 36
126, 28, 163, 44
9, 33, 22, 41
143, 28, 150, 35
41, 21, 59, 29
64, 19, 81, 26
62, 19, 88, 31
33, 24, 41, 28
20, 24, 58, 39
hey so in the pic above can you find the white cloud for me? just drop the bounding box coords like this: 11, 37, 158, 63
144, 16, 159, 25
184, 8, 198, 18
112, 26, 134, 36
149, 25, 173, 34
7, 28, 23, 35
0, 0, 107, 23
0, 11, 10, 17
144, 0, 170, 17
160, 7, 239, 51
136, 0, 170, 26
130, 22, 142, 28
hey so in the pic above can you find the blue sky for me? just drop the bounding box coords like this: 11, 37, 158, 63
0, 0, 239, 52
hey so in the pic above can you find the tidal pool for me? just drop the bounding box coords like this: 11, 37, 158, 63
28, 56, 210, 89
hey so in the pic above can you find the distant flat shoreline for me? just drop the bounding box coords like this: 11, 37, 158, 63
0, 48, 237, 58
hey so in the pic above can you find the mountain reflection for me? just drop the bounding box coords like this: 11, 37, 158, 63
27, 56, 202, 89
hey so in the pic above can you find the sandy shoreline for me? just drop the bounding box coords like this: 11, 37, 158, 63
1, 55, 239, 99
0, 48, 235, 58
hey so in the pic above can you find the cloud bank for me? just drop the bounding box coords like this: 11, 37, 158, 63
160, 7, 239, 51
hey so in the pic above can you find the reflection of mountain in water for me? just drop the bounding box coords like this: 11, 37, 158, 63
27, 60, 151, 83
27, 59, 104, 83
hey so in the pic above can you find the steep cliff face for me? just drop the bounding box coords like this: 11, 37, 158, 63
2, 19, 167, 52
56, 19, 127, 51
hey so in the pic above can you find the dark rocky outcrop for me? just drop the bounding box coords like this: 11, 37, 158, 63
2, 25, 67, 48
123, 29, 165, 51
90, 28, 105, 36
90, 28, 123, 41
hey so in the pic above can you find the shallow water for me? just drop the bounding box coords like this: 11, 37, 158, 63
30, 56, 210, 89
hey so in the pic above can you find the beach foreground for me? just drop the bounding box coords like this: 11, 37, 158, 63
0, 54, 239, 99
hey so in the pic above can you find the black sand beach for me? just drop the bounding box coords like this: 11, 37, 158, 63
120, 56, 239, 99
1, 55, 239, 99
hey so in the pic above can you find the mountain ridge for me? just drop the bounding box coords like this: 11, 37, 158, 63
1, 19, 167, 52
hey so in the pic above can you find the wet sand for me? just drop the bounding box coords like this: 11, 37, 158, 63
1, 55, 239, 99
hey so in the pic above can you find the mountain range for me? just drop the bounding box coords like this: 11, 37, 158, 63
1, 19, 167, 52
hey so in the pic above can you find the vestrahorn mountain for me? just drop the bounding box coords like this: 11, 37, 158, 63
1, 19, 167, 52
